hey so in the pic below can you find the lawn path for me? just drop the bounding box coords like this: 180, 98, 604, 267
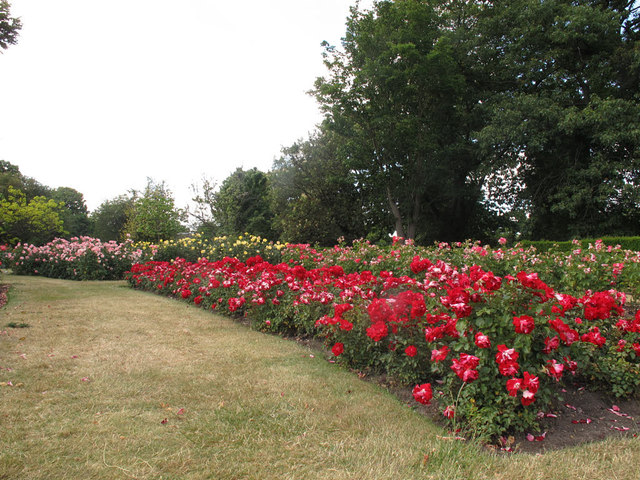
0, 275, 638, 480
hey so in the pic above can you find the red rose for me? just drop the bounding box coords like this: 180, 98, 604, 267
513, 315, 535, 334
430, 345, 449, 362
405, 345, 418, 357
474, 331, 491, 348
412, 383, 433, 405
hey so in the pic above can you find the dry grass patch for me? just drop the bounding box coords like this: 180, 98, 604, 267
0, 275, 638, 480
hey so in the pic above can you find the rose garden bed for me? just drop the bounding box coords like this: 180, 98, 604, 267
4, 235, 640, 449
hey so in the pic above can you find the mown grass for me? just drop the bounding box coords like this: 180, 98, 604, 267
0, 274, 638, 480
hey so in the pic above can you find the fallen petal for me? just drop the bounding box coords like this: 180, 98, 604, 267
571, 419, 592, 424
608, 408, 630, 417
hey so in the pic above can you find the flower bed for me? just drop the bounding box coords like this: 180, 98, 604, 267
126, 238, 640, 440
134, 233, 286, 264
5, 236, 144, 280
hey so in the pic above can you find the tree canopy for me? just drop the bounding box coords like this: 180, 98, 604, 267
312, 0, 497, 242
0, 186, 65, 245
0, 1, 21, 51
270, 130, 371, 245
123, 179, 186, 243
51, 187, 91, 237
474, 0, 640, 239
194, 168, 277, 239
0, 161, 91, 242
90, 194, 134, 242
306, 0, 640, 242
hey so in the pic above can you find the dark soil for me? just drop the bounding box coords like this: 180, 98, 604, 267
291, 334, 639, 454
387, 379, 640, 455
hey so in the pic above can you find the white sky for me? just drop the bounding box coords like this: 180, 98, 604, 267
0, 0, 371, 212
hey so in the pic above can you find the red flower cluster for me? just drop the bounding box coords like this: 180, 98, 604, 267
451, 353, 480, 383
581, 326, 607, 347
581, 291, 624, 321
405, 345, 418, 357
546, 359, 564, 380
516, 271, 554, 300
549, 317, 580, 345
495, 345, 520, 377
506, 372, 539, 406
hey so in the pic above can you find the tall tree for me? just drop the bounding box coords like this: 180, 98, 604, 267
51, 187, 91, 237
0, 1, 21, 51
1, 161, 92, 238
475, 0, 640, 239
0, 160, 51, 200
270, 130, 370, 245
210, 168, 278, 239
123, 179, 186, 242
0, 186, 65, 245
90, 194, 134, 242
188, 176, 218, 237
313, 0, 491, 242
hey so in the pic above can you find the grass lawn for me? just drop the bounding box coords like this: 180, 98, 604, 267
0, 274, 638, 479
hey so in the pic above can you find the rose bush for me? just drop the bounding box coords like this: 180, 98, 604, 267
5, 236, 144, 280
126, 238, 640, 440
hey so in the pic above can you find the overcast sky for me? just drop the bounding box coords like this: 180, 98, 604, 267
0, 0, 372, 212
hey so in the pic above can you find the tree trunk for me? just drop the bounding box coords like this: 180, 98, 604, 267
406, 192, 421, 240
386, 186, 405, 238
